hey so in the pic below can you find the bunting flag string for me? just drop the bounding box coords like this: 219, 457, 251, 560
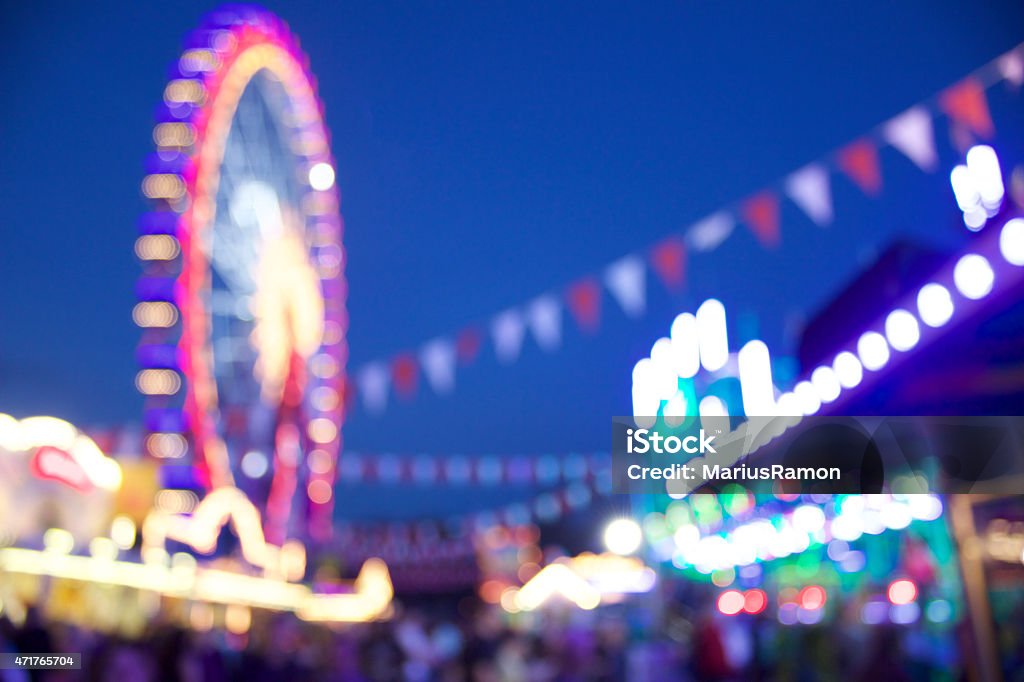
347, 43, 1022, 416
336, 451, 607, 487
332, 452, 612, 565
334, 465, 613, 560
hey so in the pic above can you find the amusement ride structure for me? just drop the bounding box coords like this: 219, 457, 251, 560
135, 7, 346, 543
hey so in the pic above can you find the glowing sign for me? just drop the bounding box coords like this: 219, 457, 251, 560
0, 485, 393, 624
30, 446, 94, 492
0, 414, 122, 491
504, 552, 656, 612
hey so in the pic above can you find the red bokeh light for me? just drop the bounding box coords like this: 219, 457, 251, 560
717, 590, 745, 616
799, 585, 827, 610
743, 589, 767, 615
887, 579, 917, 605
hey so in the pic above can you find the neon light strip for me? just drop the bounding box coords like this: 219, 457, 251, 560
783, 215, 1024, 417
663, 493, 942, 573
0, 548, 392, 623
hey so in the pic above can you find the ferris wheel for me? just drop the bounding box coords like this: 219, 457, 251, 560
134, 6, 347, 542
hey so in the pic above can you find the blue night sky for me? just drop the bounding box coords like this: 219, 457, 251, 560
3, 1, 1024, 466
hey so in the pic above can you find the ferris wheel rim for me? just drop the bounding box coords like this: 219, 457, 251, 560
136, 6, 347, 540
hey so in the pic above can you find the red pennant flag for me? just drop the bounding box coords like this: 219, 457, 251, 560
940, 77, 994, 139
741, 192, 780, 248
455, 328, 481, 364
837, 140, 882, 196
650, 236, 686, 290
391, 354, 418, 397
566, 278, 601, 332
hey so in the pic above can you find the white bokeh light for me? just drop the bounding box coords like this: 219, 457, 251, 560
650, 338, 680, 399
738, 340, 776, 417
1000, 218, 1024, 266
669, 313, 701, 378
604, 518, 643, 555
241, 450, 268, 478
793, 381, 821, 416
949, 164, 979, 212
885, 309, 920, 352
775, 391, 802, 418
965, 145, 1003, 209
810, 366, 841, 403
916, 283, 954, 328
953, 254, 994, 300
308, 162, 336, 191
696, 299, 729, 372
663, 393, 688, 427
832, 351, 863, 389
792, 505, 826, 533
857, 331, 890, 371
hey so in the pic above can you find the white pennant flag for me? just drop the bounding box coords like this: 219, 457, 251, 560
686, 211, 734, 252
603, 255, 646, 317
357, 363, 390, 414
526, 295, 562, 351
999, 49, 1024, 87
491, 309, 526, 364
883, 107, 938, 172
420, 338, 456, 394
784, 164, 833, 226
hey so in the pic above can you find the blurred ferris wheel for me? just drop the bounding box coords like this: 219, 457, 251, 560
134, 6, 347, 542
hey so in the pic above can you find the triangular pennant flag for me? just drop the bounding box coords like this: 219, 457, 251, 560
455, 328, 481, 364
940, 77, 994, 139
491, 309, 526, 364
526, 295, 562, 351
391, 354, 418, 397
604, 255, 646, 317
686, 211, 734, 252
837, 140, 882, 196
882, 107, 938, 172
566, 278, 601, 332
650, 237, 686, 290
784, 164, 833, 226
998, 49, 1024, 87
357, 363, 390, 414
420, 338, 456, 394
741, 192, 780, 248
